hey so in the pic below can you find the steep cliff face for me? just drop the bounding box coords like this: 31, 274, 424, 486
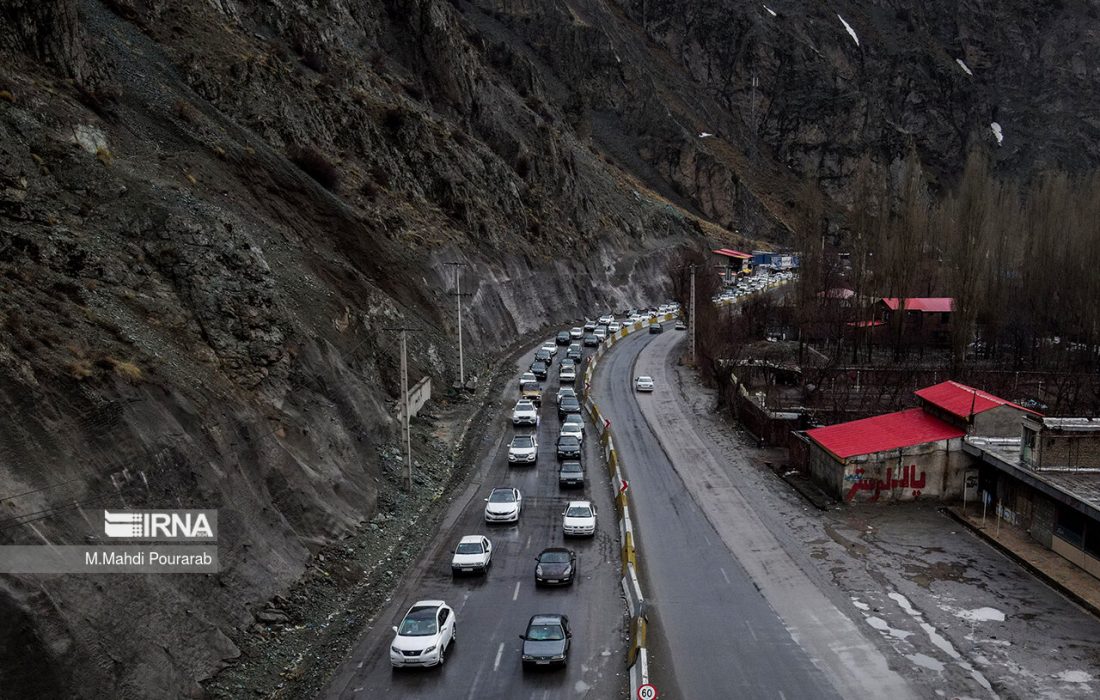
0, 0, 1092, 696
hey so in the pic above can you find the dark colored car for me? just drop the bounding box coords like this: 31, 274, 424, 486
582, 334, 599, 347
520, 614, 571, 667
558, 395, 581, 419
566, 344, 582, 361
534, 348, 552, 364
534, 548, 576, 586
530, 360, 548, 379
558, 460, 584, 488
648, 323, 664, 334
556, 435, 581, 460
555, 331, 571, 345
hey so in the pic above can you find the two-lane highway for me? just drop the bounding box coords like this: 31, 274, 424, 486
592, 328, 841, 700
324, 342, 626, 699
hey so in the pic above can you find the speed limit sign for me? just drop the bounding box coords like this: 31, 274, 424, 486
637, 683, 658, 700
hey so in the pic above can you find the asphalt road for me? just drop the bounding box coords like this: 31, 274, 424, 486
593, 328, 842, 700
324, 342, 627, 699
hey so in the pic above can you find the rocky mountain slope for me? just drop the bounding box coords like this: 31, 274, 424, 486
0, 0, 1095, 696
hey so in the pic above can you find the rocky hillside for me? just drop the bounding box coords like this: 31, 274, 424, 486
0, 0, 1094, 696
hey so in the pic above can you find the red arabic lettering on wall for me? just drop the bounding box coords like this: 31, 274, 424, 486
844, 465, 927, 502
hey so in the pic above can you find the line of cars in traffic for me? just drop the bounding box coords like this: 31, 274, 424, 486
713, 270, 794, 304
389, 306, 679, 670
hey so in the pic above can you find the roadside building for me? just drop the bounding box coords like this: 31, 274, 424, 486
800, 380, 1036, 503
876, 297, 954, 346
966, 418, 1100, 579
916, 380, 1039, 438
803, 408, 967, 502
712, 248, 752, 283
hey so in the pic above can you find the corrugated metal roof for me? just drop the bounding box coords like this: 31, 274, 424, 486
915, 380, 1041, 419
712, 248, 752, 259
880, 297, 954, 312
806, 408, 965, 459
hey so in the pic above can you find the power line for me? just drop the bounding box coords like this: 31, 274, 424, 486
384, 326, 420, 490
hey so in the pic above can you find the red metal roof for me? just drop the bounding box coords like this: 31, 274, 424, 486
880, 297, 954, 313
806, 408, 965, 459
915, 380, 1041, 419
712, 248, 752, 259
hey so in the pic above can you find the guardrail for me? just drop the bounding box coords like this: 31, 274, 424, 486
581, 313, 674, 698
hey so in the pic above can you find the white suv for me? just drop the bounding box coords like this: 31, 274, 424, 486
512, 400, 538, 426
508, 434, 538, 464
560, 416, 584, 443
390, 600, 456, 668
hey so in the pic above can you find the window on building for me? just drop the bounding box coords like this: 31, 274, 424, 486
1055, 507, 1086, 549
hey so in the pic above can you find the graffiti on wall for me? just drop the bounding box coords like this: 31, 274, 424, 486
845, 465, 927, 502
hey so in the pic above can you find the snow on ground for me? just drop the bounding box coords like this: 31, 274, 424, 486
991, 122, 1004, 145
763, 4, 777, 17
956, 58, 974, 76
837, 14, 860, 46
698, 132, 714, 138
954, 607, 1005, 623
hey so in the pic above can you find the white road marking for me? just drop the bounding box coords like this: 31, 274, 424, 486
513, 581, 521, 601
702, 532, 711, 545
493, 641, 504, 671
745, 620, 758, 641
778, 692, 787, 700
720, 567, 730, 584
525, 534, 531, 550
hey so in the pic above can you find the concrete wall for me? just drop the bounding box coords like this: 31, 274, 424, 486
808, 437, 967, 503
395, 376, 432, 423
973, 405, 1030, 439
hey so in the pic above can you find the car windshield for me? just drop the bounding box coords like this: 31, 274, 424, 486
527, 623, 565, 641
521, 383, 539, 392
398, 607, 438, 636
512, 436, 534, 448
562, 398, 578, 407
638, 376, 652, 383
558, 437, 578, 446
564, 415, 581, 424
489, 490, 515, 503
456, 542, 484, 555
561, 462, 581, 473
566, 505, 592, 517
539, 551, 571, 564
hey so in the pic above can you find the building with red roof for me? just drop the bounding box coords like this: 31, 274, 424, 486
874, 297, 955, 346
712, 248, 752, 282
801, 380, 1036, 503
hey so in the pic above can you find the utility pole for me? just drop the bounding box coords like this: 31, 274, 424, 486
444, 262, 471, 389
385, 326, 418, 490
690, 263, 697, 366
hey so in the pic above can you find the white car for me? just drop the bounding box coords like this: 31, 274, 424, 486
607, 322, 621, 333
569, 327, 584, 340
512, 400, 538, 426
635, 376, 654, 392
508, 434, 538, 464
541, 342, 558, 358
598, 314, 614, 326
593, 326, 608, 340
390, 600, 456, 667
560, 415, 584, 443
485, 487, 522, 523
559, 364, 576, 383
562, 501, 597, 537
557, 387, 577, 406
519, 371, 537, 388
451, 535, 492, 575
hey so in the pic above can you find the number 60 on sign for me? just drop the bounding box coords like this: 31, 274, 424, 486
638, 683, 658, 700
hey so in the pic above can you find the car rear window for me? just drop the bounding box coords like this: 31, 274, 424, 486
566, 505, 592, 517
513, 436, 534, 447
526, 623, 565, 641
